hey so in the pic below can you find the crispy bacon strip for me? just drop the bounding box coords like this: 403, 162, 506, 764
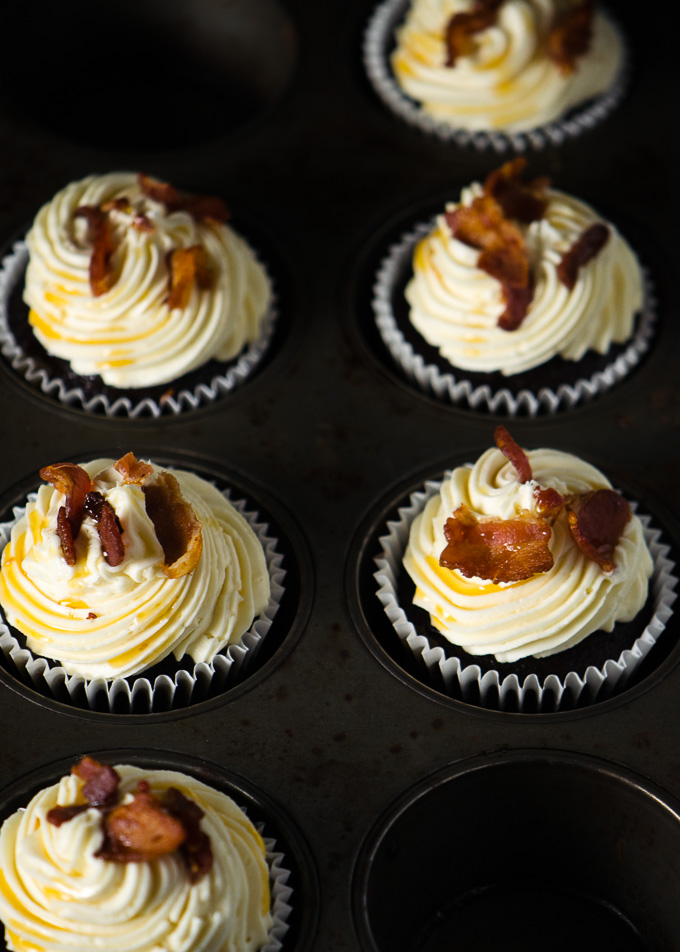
494, 425, 533, 483
534, 485, 565, 519
546, 0, 593, 74
167, 245, 212, 310
444, 0, 504, 66
163, 787, 213, 882
440, 505, 553, 584
114, 452, 154, 485
46, 804, 89, 826
98, 781, 187, 863
83, 491, 125, 567
72, 756, 121, 807
566, 489, 631, 572
557, 223, 610, 290
138, 173, 230, 223
484, 158, 549, 224
56, 508, 76, 566
40, 463, 93, 539
74, 205, 117, 297
143, 472, 203, 579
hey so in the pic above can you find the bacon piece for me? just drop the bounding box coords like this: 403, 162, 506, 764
132, 213, 154, 233
143, 472, 203, 579
98, 781, 187, 863
547, 0, 593, 74
40, 463, 93, 539
72, 756, 121, 808
534, 485, 565, 520
163, 787, 213, 882
498, 281, 534, 331
167, 245, 212, 310
494, 425, 533, 483
440, 505, 553, 584
114, 452, 154, 485
46, 804, 89, 826
100, 197, 131, 214
83, 491, 125, 567
557, 223, 610, 290
484, 158, 549, 224
74, 205, 117, 297
444, 0, 504, 66
138, 173, 230, 223
56, 507, 76, 566
566, 489, 631, 572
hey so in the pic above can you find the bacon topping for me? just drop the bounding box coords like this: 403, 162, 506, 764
98, 781, 187, 863
83, 491, 125, 567
56, 508, 76, 566
167, 245, 212, 310
114, 452, 154, 485
557, 222, 610, 290
163, 787, 214, 882
73, 756, 121, 807
534, 485, 565, 520
138, 173, 230, 223
566, 489, 631, 572
40, 463, 93, 538
494, 425, 533, 483
444, 0, 504, 67
74, 205, 117, 297
46, 804, 89, 826
547, 0, 594, 74
143, 472, 203, 578
484, 158, 549, 224
440, 505, 554, 584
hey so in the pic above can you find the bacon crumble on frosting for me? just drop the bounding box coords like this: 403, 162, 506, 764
557, 221, 610, 289
73, 205, 117, 297
547, 0, 594, 74
138, 172, 230, 223
566, 488, 631, 572
167, 245, 213, 310
444, 0, 504, 66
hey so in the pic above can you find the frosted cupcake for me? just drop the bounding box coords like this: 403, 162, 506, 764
0, 172, 275, 416
0, 756, 288, 952
374, 428, 677, 710
0, 454, 284, 711
364, 0, 627, 149
373, 159, 653, 413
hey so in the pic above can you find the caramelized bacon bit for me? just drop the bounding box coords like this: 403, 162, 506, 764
132, 213, 154, 233
114, 452, 154, 485
143, 472, 203, 579
46, 804, 89, 826
56, 507, 76, 566
87, 612, 98, 619
557, 222, 610, 290
494, 425, 533, 483
74, 205, 117, 297
40, 463, 93, 539
445, 0, 504, 66
566, 489, 631, 572
83, 491, 125, 567
167, 245, 212, 310
484, 158, 549, 224
498, 281, 534, 331
72, 756, 121, 808
547, 0, 593, 74
534, 485, 565, 520
138, 173, 230, 223
440, 505, 553, 584
163, 787, 213, 882
98, 781, 187, 863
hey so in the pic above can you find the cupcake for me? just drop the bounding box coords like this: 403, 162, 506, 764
0, 172, 275, 416
374, 427, 677, 710
373, 159, 654, 414
0, 453, 284, 711
364, 0, 627, 149
0, 755, 286, 952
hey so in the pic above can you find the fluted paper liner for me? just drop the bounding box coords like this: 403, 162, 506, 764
263, 830, 294, 951
363, 0, 628, 152
373, 476, 677, 712
0, 241, 278, 418
373, 220, 656, 416
0, 489, 286, 713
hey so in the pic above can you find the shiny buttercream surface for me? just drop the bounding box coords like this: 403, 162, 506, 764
0, 459, 270, 680
403, 447, 653, 662
0, 765, 272, 952
391, 0, 622, 131
24, 172, 271, 388
405, 184, 642, 375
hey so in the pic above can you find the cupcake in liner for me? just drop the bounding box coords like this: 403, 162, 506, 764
0, 456, 286, 714
0, 172, 278, 418
363, 0, 628, 152
372, 439, 677, 712
372, 165, 655, 415
0, 755, 294, 952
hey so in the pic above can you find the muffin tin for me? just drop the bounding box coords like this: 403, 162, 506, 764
0, 0, 679, 949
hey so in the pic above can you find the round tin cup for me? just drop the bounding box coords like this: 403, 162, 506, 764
0, 453, 314, 717
352, 749, 680, 951
0, 748, 319, 952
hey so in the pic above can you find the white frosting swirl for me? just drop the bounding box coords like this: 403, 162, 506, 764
0, 459, 270, 679
403, 447, 653, 661
405, 184, 642, 375
0, 765, 272, 952
391, 0, 622, 131
24, 173, 271, 388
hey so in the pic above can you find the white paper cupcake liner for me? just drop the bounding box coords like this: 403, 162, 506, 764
0, 488, 286, 714
263, 829, 294, 951
373, 220, 657, 416
0, 240, 278, 418
373, 474, 678, 712
363, 0, 628, 152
